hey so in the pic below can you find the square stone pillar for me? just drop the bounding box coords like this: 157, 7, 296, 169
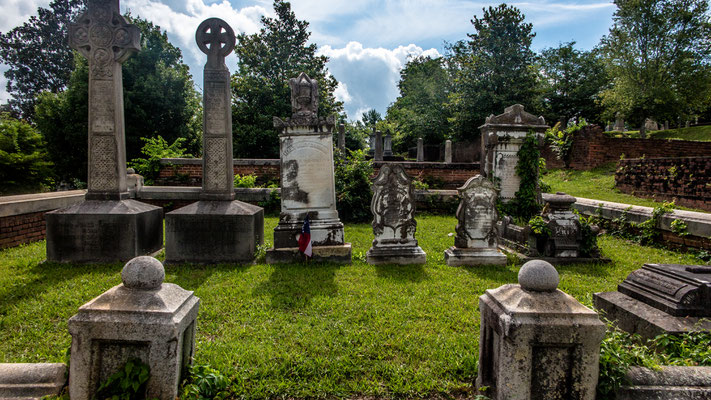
416, 137, 424, 162
68, 257, 199, 400
384, 133, 393, 157
444, 140, 452, 163
476, 260, 605, 399
374, 130, 383, 161
479, 104, 547, 202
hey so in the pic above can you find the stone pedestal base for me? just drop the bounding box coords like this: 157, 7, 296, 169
444, 246, 507, 266
265, 243, 352, 264
165, 200, 264, 264
273, 218, 344, 248
366, 245, 426, 265
45, 200, 163, 263
593, 291, 711, 341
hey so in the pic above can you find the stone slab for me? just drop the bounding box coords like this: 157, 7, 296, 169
617, 366, 711, 400
0, 190, 86, 217
165, 200, 264, 264
593, 291, 711, 340
265, 243, 352, 264
366, 246, 426, 265
273, 219, 344, 248
444, 246, 507, 266
0, 363, 66, 399
45, 200, 163, 263
500, 246, 611, 265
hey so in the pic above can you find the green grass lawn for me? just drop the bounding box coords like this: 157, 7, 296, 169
0, 215, 702, 398
541, 163, 703, 212
605, 125, 711, 141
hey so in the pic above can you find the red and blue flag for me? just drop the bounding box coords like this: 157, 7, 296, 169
298, 215, 312, 257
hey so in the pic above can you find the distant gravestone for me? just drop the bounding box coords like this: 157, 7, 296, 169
368, 127, 376, 156
416, 137, 424, 162
541, 192, 581, 258
383, 133, 393, 157
374, 130, 383, 161
613, 112, 625, 131
445, 175, 506, 266
338, 123, 345, 151
444, 140, 452, 163
366, 164, 426, 265
45, 0, 163, 263
165, 18, 263, 264
266, 72, 351, 263
479, 104, 547, 202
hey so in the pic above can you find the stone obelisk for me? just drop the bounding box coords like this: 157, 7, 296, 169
165, 18, 263, 264
46, 0, 163, 263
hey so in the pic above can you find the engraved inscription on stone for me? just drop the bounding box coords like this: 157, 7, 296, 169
90, 136, 118, 191
371, 164, 417, 243
630, 269, 682, 297
204, 81, 226, 135
496, 152, 520, 199
91, 80, 115, 133
204, 137, 227, 191
281, 140, 334, 210
455, 175, 499, 249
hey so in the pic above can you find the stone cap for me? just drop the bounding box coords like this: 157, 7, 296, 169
478, 104, 548, 131
542, 192, 576, 209
519, 259, 559, 292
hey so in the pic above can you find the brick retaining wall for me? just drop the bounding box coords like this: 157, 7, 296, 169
0, 211, 47, 249
615, 156, 711, 212
542, 125, 711, 170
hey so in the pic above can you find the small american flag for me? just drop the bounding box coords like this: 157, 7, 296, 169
297, 215, 312, 257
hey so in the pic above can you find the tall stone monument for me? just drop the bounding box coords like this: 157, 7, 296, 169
444, 140, 452, 163
266, 72, 351, 263
444, 175, 506, 266
374, 130, 384, 161
479, 104, 548, 202
477, 260, 605, 399
165, 18, 263, 264
383, 133, 393, 157
366, 164, 426, 265
416, 137, 424, 162
46, 0, 163, 262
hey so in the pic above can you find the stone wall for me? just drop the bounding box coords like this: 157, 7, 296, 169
615, 157, 711, 212
157, 159, 481, 190
0, 211, 47, 249
542, 125, 711, 170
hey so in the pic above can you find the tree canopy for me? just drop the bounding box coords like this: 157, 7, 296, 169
232, 0, 342, 158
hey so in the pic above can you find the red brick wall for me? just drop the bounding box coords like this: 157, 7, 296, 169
615, 156, 711, 211
542, 125, 711, 170
0, 211, 47, 249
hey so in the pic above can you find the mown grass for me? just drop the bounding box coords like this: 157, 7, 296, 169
0, 215, 703, 398
541, 163, 703, 212
605, 124, 711, 141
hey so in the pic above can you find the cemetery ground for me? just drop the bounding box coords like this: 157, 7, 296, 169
0, 215, 706, 398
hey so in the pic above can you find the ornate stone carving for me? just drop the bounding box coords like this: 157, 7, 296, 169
89, 135, 118, 192
195, 18, 235, 70
203, 137, 228, 192
484, 104, 547, 126
454, 175, 498, 249
273, 72, 335, 131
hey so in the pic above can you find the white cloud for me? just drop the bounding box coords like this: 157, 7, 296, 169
319, 41, 441, 120
0, 0, 50, 33
333, 81, 352, 104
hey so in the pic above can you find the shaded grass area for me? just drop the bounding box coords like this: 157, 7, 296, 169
541, 164, 703, 212
605, 124, 711, 141
0, 216, 702, 398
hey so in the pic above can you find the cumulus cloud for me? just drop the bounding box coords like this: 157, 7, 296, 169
319, 42, 441, 120
0, 0, 51, 33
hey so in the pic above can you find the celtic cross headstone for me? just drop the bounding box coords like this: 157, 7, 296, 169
68, 0, 140, 200
195, 18, 236, 200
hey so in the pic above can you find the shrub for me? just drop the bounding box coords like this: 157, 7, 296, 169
95, 358, 150, 400
129, 136, 191, 185
233, 174, 257, 188
545, 119, 588, 168
334, 149, 373, 223
0, 113, 53, 195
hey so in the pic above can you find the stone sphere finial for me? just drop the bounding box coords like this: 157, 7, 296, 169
122, 256, 165, 290
518, 259, 559, 292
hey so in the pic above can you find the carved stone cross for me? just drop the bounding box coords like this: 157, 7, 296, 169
68, 0, 140, 200
196, 18, 235, 200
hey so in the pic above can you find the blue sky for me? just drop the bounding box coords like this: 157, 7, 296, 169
0, 0, 616, 120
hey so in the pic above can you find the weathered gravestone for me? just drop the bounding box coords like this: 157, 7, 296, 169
444, 175, 506, 266
383, 133, 393, 157
479, 104, 548, 202
444, 140, 452, 163
46, 0, 163, 263
594, 263, 711, 340
338, 123, 345, 151
164, 18, 263, 264
374, 130, 383, 161
68, 256, 199, 400
266, 72, 351, 263
541, 192, 582, 258
416, 137, 424, 162
477, 260, 605, 399
613, 112, 625, 131
367, 164, 426, 265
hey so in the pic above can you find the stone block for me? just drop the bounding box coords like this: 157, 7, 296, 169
444, 247, 506, 266
0, 363, 66, 399
617, 366, 711, 399
266, 243, 352, 264
45, 200, 163, 263
69, 257, 199, 400
366, 245, 426, 265
165, 200, 264, 264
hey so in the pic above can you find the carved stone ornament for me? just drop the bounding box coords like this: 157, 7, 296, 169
273, 72, 335, 131
371, 164, 417, 245
195, 18, 235, 70
454, 175, 499, 249
484, 104, 547, 127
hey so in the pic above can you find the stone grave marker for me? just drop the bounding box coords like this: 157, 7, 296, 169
477, 260, 605, 399
374, 130, 383, 161
165, 18, 263, 264
338, 123, 345, 151
444, 139, 452, 163
416, 137, 424, 162
366, 164, 426, 264
266, 72, 351, 263
479, 104, 547, 202
383, 133, 393, 157
68, 256, 199, 400
541, 192, 582, 257
595, 263, 711, 339
614, 112, 625, 131
444, 175, 506, 266
45, 0, 163, 263
368, 127, 376, 156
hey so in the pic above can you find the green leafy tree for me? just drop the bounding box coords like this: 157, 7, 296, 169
361, 109, 382, 130
232, 0, 342, 158
447, 4, 541, 141
0, 113, 53, 194
539, 42, 609, 125
35, 16, 202, 184
129, 136, 191, 185
0, 0, 86, 120
386, 56, 452, 152
334, 149, 373, 222
600, 0, 711, 137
